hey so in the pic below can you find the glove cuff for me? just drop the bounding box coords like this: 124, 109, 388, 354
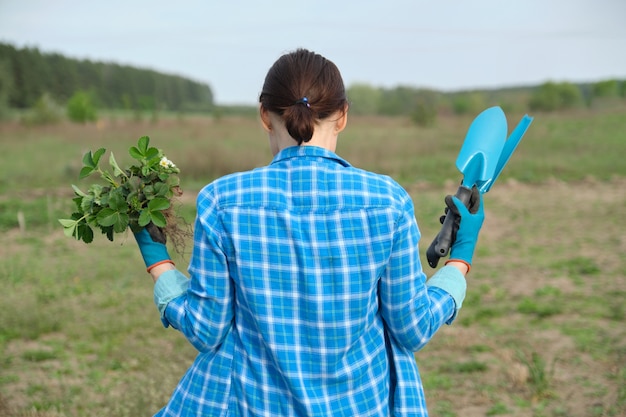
445, 258, 471, 274
146, 259, 175, 273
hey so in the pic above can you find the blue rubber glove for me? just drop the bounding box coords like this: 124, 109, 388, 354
446, 189, 484, 268
133, 225, 173, 272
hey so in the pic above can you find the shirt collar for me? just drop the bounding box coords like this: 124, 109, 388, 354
270, 146, 352, 168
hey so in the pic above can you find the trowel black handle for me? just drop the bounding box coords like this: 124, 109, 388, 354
426, 185, 473, 268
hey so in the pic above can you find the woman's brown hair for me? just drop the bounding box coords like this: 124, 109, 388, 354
259, 49, 348, 145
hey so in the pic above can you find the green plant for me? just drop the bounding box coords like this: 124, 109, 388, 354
58, 136, 182, 244
592, 80, 620, 98
21, 93, 63, 126
516, 350, 554, 400
440, 360, 488, 373
410, 90, 439, 127
451, 92, 486, 116
486, 401, 510, 415
22, 350, 59, 362
517, 297, 563, 318
528, 81, 583, 112
66, 90, 97, 123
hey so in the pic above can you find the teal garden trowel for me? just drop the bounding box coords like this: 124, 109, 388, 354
426, 106, 534, 268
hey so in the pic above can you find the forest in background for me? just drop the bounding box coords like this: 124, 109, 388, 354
0, 42, 214, 115
0, 42, 624, 126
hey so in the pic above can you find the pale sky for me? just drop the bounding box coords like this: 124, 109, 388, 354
0, 0, 624, 105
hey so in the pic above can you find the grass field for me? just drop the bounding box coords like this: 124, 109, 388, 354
0, 106, 625, 416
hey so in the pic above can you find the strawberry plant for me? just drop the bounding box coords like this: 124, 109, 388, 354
59, 136, 183, 244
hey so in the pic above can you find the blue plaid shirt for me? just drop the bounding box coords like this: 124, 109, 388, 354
153, 146, 465, 416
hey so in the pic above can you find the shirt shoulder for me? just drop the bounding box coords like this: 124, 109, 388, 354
196, 167, 277, 210
196, 152, 413, 214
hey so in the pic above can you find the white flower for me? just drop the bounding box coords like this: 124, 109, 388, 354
160, 156, 176, 168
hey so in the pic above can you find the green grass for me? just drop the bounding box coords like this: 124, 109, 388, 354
486, 402, 510, 416
440, 360, 489, 373
0, 107, 625, 416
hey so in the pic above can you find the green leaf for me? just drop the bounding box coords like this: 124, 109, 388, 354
167, 175, 180, 187
138, 210, 151, 227
148, 197, 170, 211
62, 224, 77, 238
59, 219, 78, 239
58, 218, 78, 228
89, 184, 105, 205
129, 217, 142, 233
72, 196, 83, 211
79, 166, 95, 179
137, 136, 150, 154
153, 182, 169, 197
143, 185, 155, 199
79, 224, 94, 243
145, 147, 160, 160
82, 150, 95, 168
103, 226, 115, 242
71, 184, 88, 197
150, 211, 167, 228
109, 152, 125, 177
113, 213, 129, 233
96, 208, 119, 227
144, 171, 158, 182
107, 190, 128, 211
92, 148, 106, 166
129, 146, 143, 160
80, 194, 95, 212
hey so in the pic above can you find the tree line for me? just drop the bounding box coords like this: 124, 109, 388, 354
0, 41, 623, 126
346, 78, 626, 123
0, 42, 214, 115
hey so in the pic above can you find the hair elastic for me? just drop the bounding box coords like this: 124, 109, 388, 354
295, 97, 310, 108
